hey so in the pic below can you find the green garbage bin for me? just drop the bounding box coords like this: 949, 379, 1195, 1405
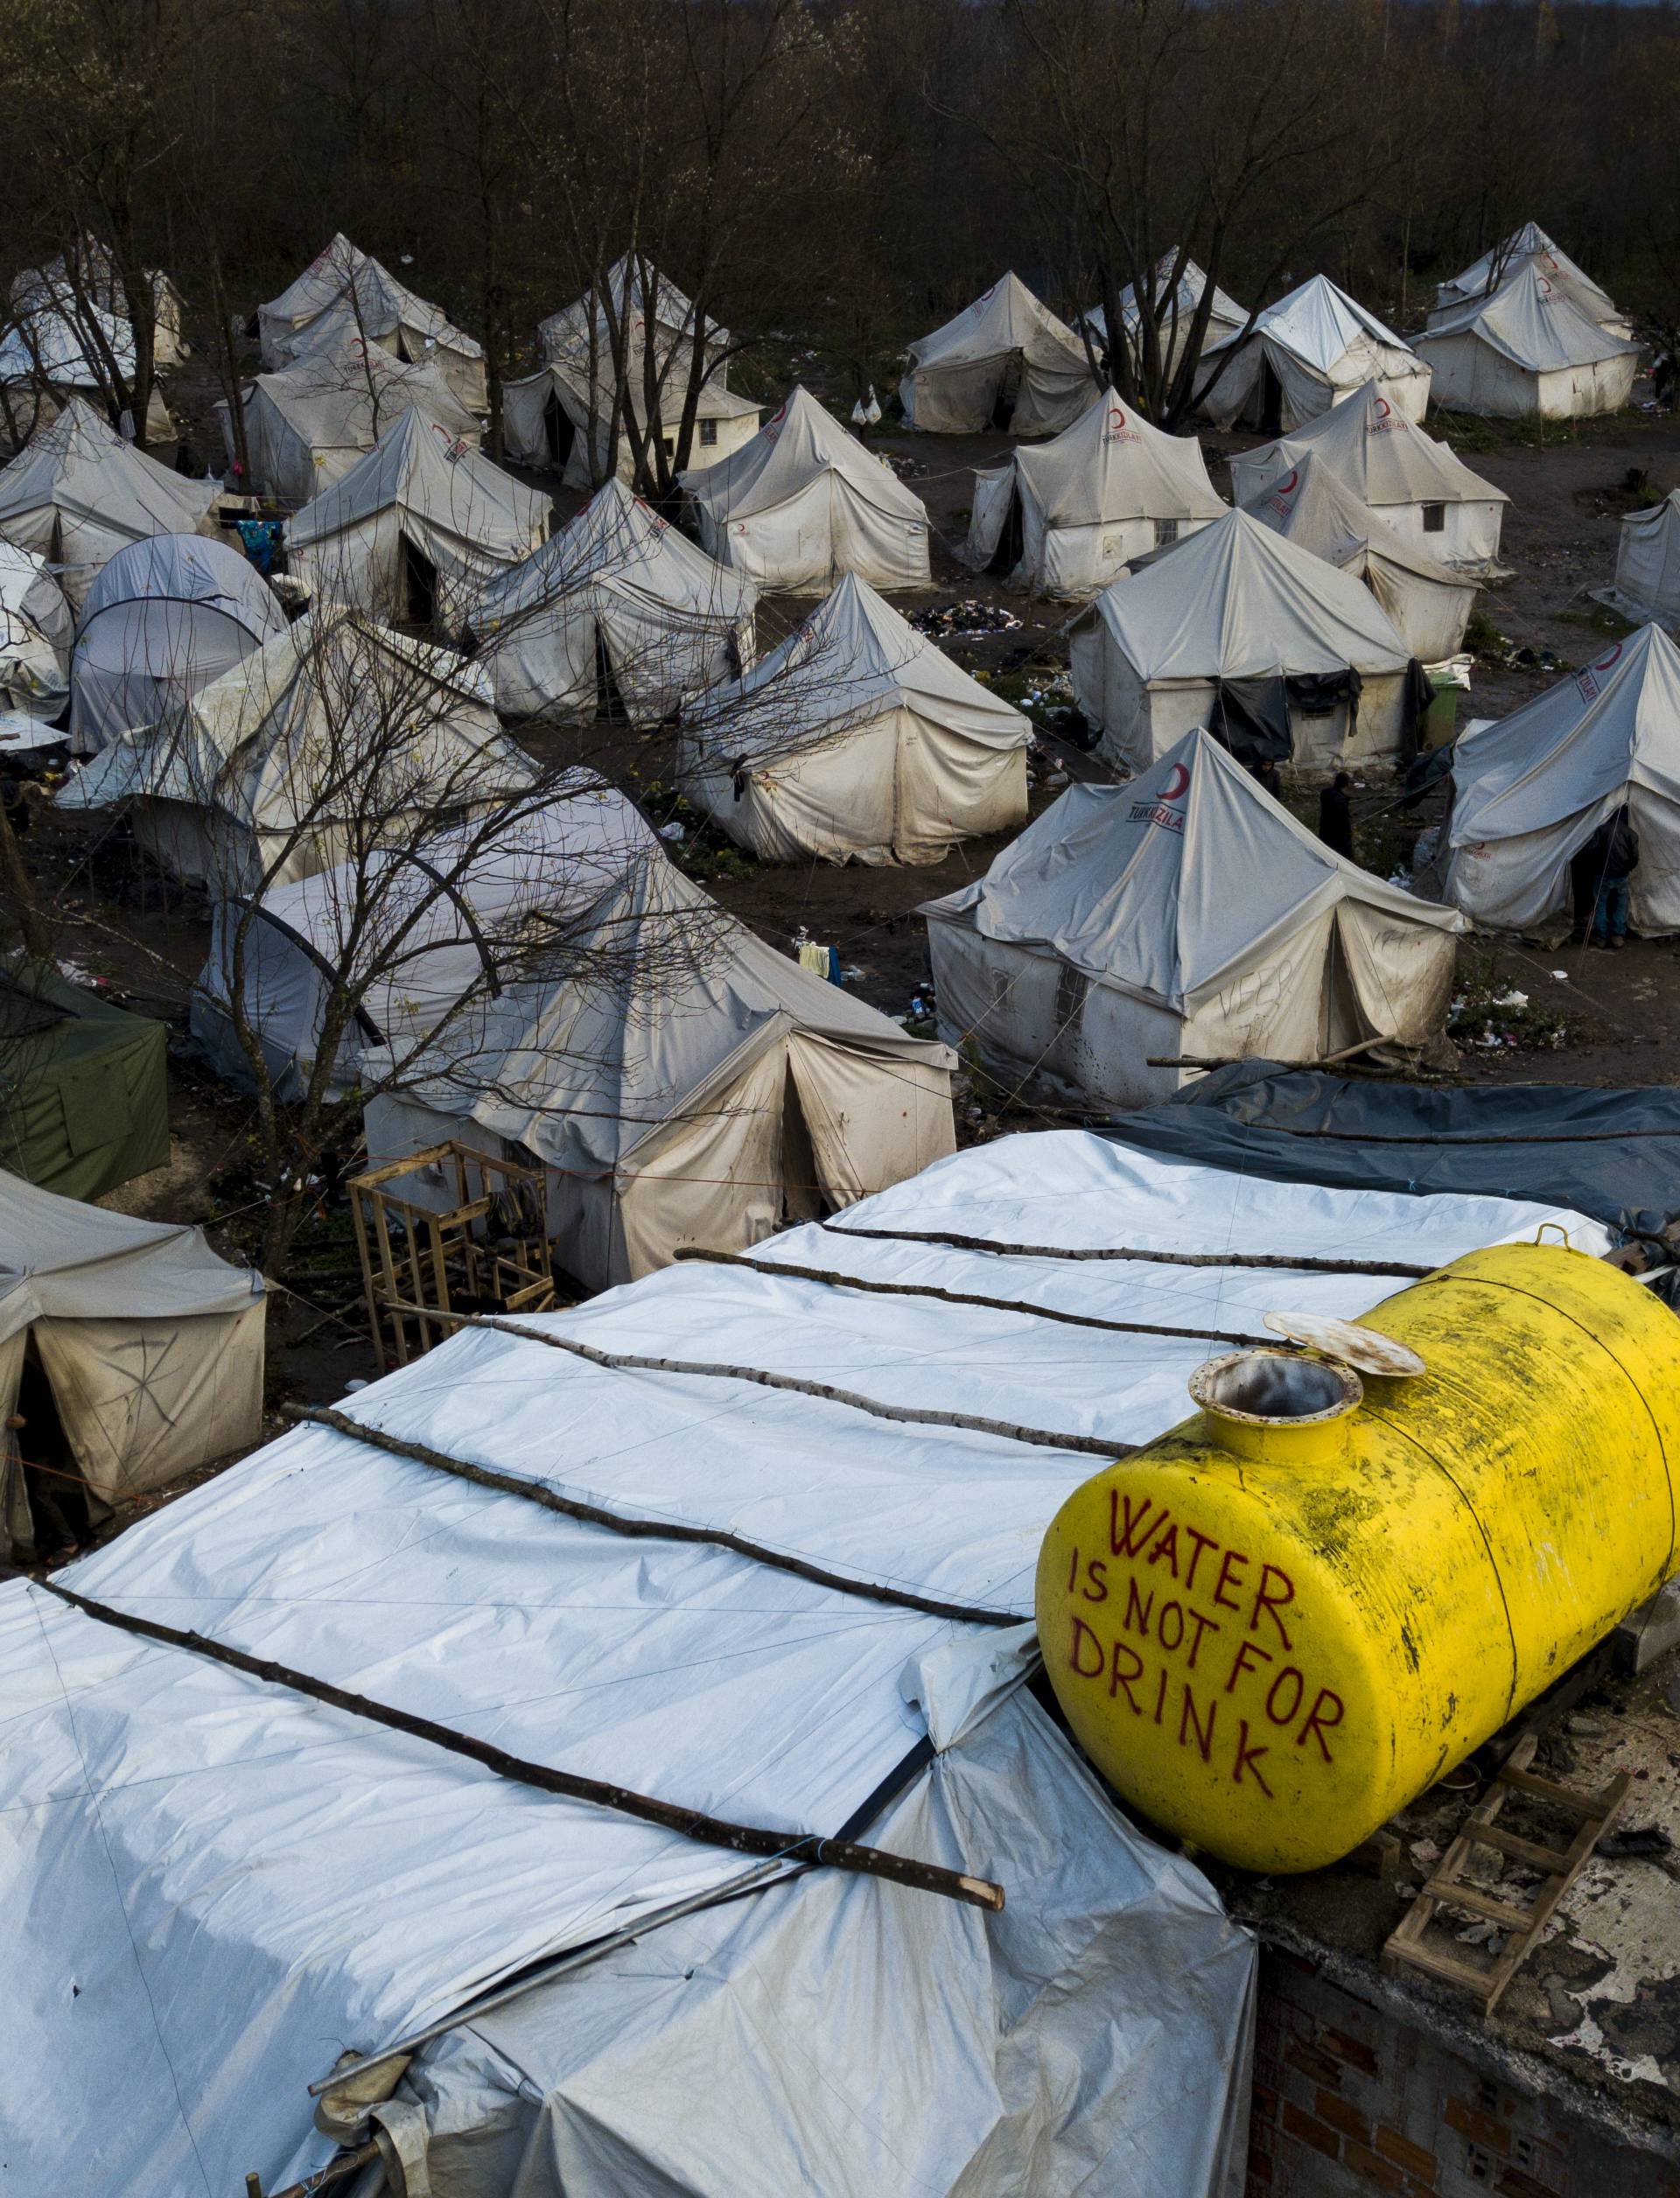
1421, 672, 1461, 751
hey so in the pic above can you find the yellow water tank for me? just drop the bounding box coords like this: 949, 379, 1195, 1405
1036, 1242, 1680, 1873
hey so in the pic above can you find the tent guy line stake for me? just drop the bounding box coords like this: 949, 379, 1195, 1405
817, 1220, 1435, 1278
349, 1298, 1138, 1460
31, 1576, 1006, 1911
286, 1401, 1027, 1628
672, 1244, 1280, 1348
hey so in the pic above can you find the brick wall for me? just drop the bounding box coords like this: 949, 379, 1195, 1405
1252, 1948, 1680, 2198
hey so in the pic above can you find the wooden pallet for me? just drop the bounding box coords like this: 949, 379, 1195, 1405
1382, 1733, 1630, 2014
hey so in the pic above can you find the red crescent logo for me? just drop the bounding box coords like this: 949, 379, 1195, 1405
1374, 397, 1390, 419
1162, 762, 1191, 801
1278, 468, 1298, 494
1596, 642, 1623, 671
1110, 404, 1127, 430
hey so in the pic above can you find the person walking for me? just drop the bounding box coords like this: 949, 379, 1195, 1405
1317, 771, 1355, 860
1577, 804, 1640, 949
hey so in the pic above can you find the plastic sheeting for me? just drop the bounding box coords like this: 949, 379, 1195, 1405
923, 727, 1462, 1108
1197, 276, 1429, 433
1227, 379, 1508, 572
1240, 452, 1478, 662
0, 1125, 1614, 2197
0, 536, 71, 720
1445, 625, 1680, 936
1416, 266, 1640, 421
1609, 490, 1680, 625
1066, 505, 1413, 774
676, 570, 1031, 864
900, 273, 1096, 436
258, 234, 486, 410
0, 396, 217, 610
966, 386, 1226, 599
472, 478, 755, 720
68, 532, 286, 756
682, 386, 931, 593
58, 606, 534, 892
226, 341, 482, 505
287, 409, 549, 630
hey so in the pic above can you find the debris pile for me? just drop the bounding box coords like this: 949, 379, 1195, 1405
907, 598, 1022, 640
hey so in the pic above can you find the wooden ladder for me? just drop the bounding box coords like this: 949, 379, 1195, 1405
1382, 1734, 1630, 2014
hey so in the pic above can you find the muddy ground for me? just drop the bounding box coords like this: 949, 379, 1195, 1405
24, 377, 1680, 1446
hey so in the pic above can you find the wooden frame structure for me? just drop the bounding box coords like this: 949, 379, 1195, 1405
349, 1141, 556, 1368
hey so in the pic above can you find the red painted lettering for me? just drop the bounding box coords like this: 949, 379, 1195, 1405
1180, 1683, 1217, 1763
1069, 1616, 1105, 1678
1249, 1563, 1296, 1650
1298, 1688, 1345, 1763
1264, 1667, 1305, 1726
1108, 1639, 1144, 1712
1146, 1520, 1181, 1577
1066, 1544, 1080, 1595
1081, 1557, 1109, 1604
1123, 1577, 1154, 1638
1185, 1607, 1222, 1670
1182, 1525, 1218, 1592
1211, 1547, 1250, 1613
1158, 1600, 1185, 1652
1110, 1490, 1161, 1558
1233, 1718, 1274, 1796
1223, 1637, 1273, 1694
1152, 1666, 1168, 1725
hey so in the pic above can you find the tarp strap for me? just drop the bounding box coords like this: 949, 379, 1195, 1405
362, 1298, 1138, 1460
674, 1244, 1278, 1349
31, 1577, 1005, 1912
288, 1402, 1025, 1629
818, 1220, 1433, 1278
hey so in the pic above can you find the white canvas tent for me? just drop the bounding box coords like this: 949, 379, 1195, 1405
257, 234, 487, 410
1430, 223, 1629, 337
966, 387, 1226, 598
1082, 253, 1249, 382
1067, 505, 1417, 774
501, 360, 760, 485
365, 845, 956, 1287
10, 235, 188, 367
925, 728, 1463, 1110
1227, 377, 1508, 571
68, 533, 286, 756
900, 273, 1094, 436
539, 255, 730, 385
1240, 452, 1478, 663
677, 571, 1031, 864
1197, 276, 1430, 432
0, 1169, 263, 1561
0, 1124, 1611, 2197
1416, 265, 1640, 420
57, 606, 535, 892
285, 408, 550, 629
0, 296, 175, 443
682, 386, 932, 593
1606, 489, 1680, 626
0, 396, 217, 610
220, 339, 481, 506
192, 778, 656, 1101
0, 537, 72, 724
1444, 626, 1680, 937
472, 478, 755, 721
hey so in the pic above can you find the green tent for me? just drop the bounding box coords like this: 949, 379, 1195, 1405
0, 956, 169, 1200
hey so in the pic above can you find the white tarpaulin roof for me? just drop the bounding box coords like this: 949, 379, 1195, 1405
540, 254, 728, 382
228, 340, 481, 506
0, 536, 71, 718
69, 532, 287, 756
1446, 625, 1680, 934
976, 386, 1225, 533
1421, 262, 1640, 374
1242, 276, 1413, 377
1072, 504, 1411, 682
926, 726, 1462, 1011
58, 606, 534, 887
1228, 377, 1508, 516
1198, 277, 1430, 431
10, 237, 186, 367
192, 776, 657, 1098
1239, 451, 1477, 662
286, 407, 550, 623
900, 273, 1093, 435
0, 396, 217, 606
1612, 490, 1680, 624
258, 234, 485, 399
1435, 223, 1624, 331
0, 295, 136, 390
1083, 253, 1248, 356
473, 477, 754, 719
681, 386, 931, 592
0, 1126, 1614, 2196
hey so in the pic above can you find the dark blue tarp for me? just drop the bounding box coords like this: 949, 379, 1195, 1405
1103, 1062, 1680, 1242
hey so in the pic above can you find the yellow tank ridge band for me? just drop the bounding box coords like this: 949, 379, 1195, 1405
1035, 1242, 1680, 1874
